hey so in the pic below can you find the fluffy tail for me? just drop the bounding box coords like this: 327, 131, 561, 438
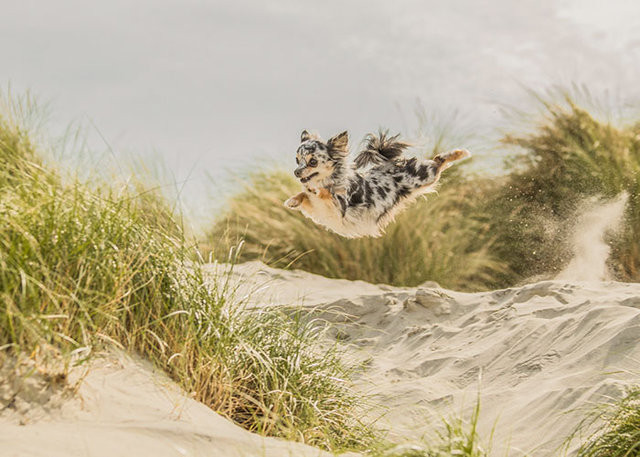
354, 131, 410, 168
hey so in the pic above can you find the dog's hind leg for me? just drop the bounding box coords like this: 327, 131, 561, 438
396, 149, 470, 190
407, 149, 471, 189
433, 149, 470, 171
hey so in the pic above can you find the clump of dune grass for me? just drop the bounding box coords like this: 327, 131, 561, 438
430, 397, 490, 457
492, 97, 640, 282
207, 167, 506, 291
372, 395, 491, 457
566, 387, 640, 457
0, 95, 375, 451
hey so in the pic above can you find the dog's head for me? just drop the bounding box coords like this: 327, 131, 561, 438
294, 130, 349, 187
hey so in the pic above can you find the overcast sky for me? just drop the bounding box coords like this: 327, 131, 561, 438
3, 0, 640, 222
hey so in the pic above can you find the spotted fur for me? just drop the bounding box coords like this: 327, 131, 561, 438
284, 130, 470, 238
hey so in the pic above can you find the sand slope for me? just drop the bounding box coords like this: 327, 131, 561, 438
0, 353, 337, 457
230, 262, 640, 456
2, 261, 638, 457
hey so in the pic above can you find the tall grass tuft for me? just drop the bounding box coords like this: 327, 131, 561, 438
373, 395, 491, 457
0, 98, 374, 451
493, 98, 640, 282
569, 387, 640, 457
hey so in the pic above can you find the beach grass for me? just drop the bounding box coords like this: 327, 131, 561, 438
371, 395, 491, 457
492, 96, 640, 283
0, 94, 375, 451
566, 386, 640, 457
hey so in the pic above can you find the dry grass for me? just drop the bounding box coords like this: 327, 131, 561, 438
566, 387, 640, 457
0, 94, 375, 451
493, 97, 640, 282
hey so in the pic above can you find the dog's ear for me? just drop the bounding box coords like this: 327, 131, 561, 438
301, 130, 311, 142
327, 131, 349, 157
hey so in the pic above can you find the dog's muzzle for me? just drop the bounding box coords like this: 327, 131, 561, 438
299, 172, 319, 183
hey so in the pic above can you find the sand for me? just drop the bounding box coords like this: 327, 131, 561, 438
2, 261, 639, 456
0, 352, 338, 457
228, 261, 640, 456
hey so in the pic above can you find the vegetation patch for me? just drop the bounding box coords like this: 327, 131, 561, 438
0, 96, 375, 451
568, 387, 640, 457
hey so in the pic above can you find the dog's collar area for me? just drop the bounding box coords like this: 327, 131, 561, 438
300, 172, 319, 183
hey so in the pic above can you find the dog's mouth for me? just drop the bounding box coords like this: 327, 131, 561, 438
299, 172, 319, 183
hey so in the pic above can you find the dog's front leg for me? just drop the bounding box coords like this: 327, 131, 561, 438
284, 191, 310, 211
313, 187, 344, 220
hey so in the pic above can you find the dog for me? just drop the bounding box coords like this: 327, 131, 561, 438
284, 130, 470, 238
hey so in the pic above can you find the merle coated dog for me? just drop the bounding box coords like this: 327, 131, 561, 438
284, 130, 470, 238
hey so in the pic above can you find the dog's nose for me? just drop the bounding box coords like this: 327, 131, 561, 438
294, 167, 303, 177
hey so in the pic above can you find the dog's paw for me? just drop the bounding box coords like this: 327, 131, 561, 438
449, 148, 471, 161
434, 149, 471, 166
284, 196, 302, 209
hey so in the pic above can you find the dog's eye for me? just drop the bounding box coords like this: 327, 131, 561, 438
308, 158, 318, 167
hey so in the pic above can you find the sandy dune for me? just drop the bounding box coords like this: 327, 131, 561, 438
2, 260, 638, 456
0, 352, 337, 457
229, 262, 640, 456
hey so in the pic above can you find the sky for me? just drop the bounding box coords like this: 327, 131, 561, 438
2, 0, 640, 224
